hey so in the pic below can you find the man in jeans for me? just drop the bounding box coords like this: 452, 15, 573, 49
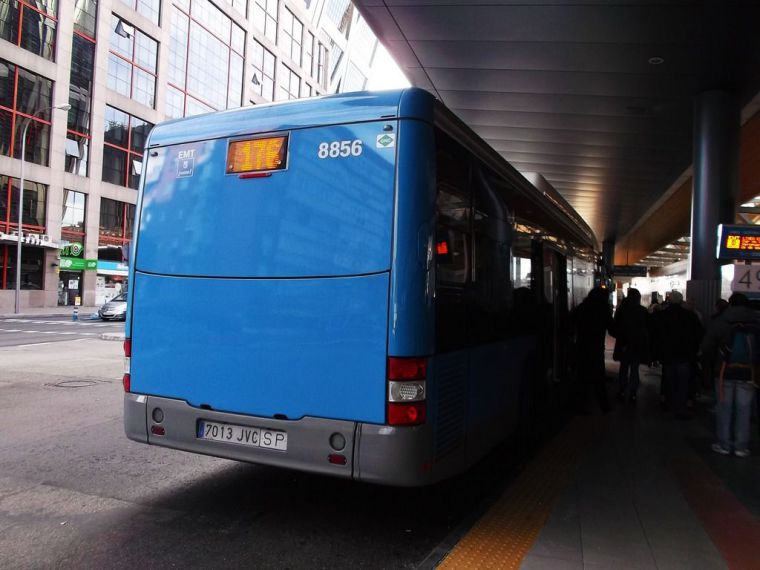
702, 293, 759, 457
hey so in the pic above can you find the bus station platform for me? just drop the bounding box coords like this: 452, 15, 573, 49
431, 352, 760, 570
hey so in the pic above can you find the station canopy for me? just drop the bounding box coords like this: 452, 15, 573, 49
355, 1, 760, 262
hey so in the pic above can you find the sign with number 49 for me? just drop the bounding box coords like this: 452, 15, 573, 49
732, 262, 760, 293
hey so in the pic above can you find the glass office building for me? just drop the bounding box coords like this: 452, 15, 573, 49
0, 0, 393, 310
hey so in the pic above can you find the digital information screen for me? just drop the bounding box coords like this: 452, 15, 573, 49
613, 265, 648, 277
717, 224, 760, 260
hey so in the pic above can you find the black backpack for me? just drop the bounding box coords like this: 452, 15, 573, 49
718, 321, 760, 384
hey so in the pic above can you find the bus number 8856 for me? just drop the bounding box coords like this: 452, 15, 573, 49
318, 140, 363, 159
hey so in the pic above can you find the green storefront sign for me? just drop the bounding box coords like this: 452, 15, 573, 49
60, 242, 84, 258
59, 257, 97, 271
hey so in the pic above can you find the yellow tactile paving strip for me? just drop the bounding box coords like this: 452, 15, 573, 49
438, 417, 599, 570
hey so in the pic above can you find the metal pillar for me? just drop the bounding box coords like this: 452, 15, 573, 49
602, 240, 615, 272
687, 90, 739, 320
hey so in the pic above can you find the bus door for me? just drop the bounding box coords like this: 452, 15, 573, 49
536, 243, 569, 384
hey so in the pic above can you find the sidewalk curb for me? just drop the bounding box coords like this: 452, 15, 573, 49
101, 332, 125, 341
0, 309, 100, 319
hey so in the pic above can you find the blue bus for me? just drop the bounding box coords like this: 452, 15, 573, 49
123, 89, 596, 486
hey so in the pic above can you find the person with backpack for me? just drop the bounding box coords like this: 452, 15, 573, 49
702, 292, 760, 457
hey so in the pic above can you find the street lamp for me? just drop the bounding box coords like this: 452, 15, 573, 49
15, 102, 71, 314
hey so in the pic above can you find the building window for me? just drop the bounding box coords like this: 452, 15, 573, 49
167, 2, 244, 117
279, 7, 302, 66
0, 174, 47, 290
316, 42, 326, 87
67, 12, 97, 177
221, 0, 246, 15
350, 15, 377, 65
108, 15, 158, 108
99, 197, 135, 246
324, 0, 351, 36
300, 82, 312, 98
73, 0, 99, 37
252, 0, 277, 43
65, 134, 90, 176
277, 63, 299, 101
0, 174, 47, 233
328, 40, 343, 81
62, 190, 86, 239
303, 31, 314, 77
0, 244, 44, 290
102, 105, 153, 189
0, 59, 53, 166
344, 62, 366, 92
118, 0, 161, 25
251, 40, 275, 101
0, 0, 57, 61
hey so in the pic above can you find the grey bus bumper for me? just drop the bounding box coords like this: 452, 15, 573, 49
124, 394, 433, 485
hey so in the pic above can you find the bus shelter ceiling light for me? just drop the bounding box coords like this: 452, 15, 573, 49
15, 103, 71, 314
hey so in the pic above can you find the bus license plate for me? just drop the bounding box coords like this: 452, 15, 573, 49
198, 420, 287, 451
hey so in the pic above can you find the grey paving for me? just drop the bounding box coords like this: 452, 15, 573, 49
522, 364, 731, 570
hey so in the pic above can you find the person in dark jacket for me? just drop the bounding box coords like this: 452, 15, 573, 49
570, 287, 613, 413
701, 299, 729, 391
613, 288, 650, 404
702, 293, 759, 457
652, 291, 704, 419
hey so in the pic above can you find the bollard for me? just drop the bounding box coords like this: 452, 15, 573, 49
72, 308, 78, 321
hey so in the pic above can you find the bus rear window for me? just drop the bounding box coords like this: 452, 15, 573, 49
136, 123, 396, 278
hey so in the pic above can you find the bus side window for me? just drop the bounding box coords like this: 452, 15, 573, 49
434, 142, 471, 352
436, 190, 470, 285
471, 166, 512, 342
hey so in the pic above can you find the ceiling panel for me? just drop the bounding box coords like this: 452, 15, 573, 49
389, 6, 697, 43
424, 68, 696, 98
438, 90, 686, 119
406, 40, 697, 75
455, 109, 689, 135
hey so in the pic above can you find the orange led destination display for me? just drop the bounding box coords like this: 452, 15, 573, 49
227, 136, 288, 174
725, 234, 760, 251
718, 224, 760, 260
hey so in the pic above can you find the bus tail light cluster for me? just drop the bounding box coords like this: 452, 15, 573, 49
123, 338, 131, 392
387, 357, 427, 426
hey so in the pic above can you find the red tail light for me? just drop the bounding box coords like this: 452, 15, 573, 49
387, 357, 428, 426
388, 402, 427, 426
123, 338, 131, 392
388, 357, 427, 381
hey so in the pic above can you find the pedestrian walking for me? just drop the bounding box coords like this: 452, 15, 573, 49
612, 288, 650, 404
702, 293, 760, 457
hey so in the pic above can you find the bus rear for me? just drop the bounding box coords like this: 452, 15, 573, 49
124, 92, 437, 485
